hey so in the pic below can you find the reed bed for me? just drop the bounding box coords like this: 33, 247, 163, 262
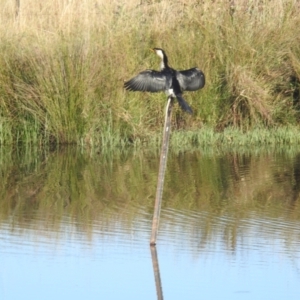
0, 0, 300, 147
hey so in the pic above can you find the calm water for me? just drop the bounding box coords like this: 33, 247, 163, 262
0, 147, 300, 299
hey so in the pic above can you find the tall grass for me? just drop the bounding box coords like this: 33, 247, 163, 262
0, 0, 300, 147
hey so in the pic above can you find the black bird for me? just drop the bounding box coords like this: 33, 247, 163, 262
124, 48, 205, 114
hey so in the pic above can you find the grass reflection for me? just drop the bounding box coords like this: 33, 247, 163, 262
0, 146, 300, 251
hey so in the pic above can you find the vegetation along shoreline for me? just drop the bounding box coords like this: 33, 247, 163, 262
0, 1, 299, 149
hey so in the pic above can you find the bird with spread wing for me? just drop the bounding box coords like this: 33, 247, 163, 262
124, 48, 205, 114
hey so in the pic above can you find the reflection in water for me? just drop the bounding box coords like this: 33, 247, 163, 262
292, 153, 300, 205
150, 246, 164, 300
1, 146, 300, 299
0, 146, 300, 248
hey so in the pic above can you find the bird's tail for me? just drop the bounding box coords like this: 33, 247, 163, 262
176, 94, 193, 114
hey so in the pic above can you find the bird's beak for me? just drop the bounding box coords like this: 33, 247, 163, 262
150, 48, 155, 52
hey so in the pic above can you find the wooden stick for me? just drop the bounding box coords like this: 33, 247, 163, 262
150, 97, 173, 245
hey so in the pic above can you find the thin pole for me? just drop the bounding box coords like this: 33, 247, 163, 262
150, 97, 173, 245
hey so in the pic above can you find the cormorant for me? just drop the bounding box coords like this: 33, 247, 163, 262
124, 48, 205, 114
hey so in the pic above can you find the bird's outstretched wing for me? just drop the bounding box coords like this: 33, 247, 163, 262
176, 68, 205, 91
124, 70, 168, 92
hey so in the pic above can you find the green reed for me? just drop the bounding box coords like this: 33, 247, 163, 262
0, 0, 299, 147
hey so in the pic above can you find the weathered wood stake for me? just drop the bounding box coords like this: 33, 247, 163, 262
150, 97, 174, 245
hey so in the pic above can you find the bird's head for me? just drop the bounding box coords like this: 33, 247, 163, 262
151, 48, 165, 60
150, 48, 169, 70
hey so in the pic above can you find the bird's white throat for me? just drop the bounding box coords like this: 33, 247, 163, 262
155, 49, 166, 70
166, 89, 175, 97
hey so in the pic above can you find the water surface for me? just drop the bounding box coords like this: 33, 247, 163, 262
0, 147, 300, 299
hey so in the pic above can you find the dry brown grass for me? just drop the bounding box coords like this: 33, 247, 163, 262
0, 0, 299, 146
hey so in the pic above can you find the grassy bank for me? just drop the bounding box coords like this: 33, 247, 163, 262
0, 0, 300, 147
